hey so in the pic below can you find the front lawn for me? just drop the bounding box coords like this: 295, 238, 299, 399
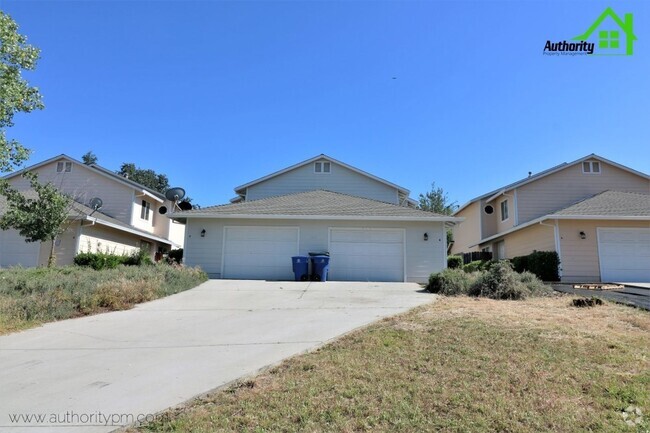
135, 296, 649, 432
0, 264, 208, 334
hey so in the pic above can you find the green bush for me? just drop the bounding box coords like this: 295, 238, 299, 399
468, 261, 528, 300
73, 252, 124, 270
447, 255, 463, 269
511, 251, 560, 281
426, 268, 474, 295
122, 249, 152, 267
168, 248, 183, 264
463, 260, 491, 273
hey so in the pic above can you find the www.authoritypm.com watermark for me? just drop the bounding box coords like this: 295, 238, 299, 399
6, 410, 166, 427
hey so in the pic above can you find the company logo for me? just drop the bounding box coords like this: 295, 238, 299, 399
544, 7, 637, 56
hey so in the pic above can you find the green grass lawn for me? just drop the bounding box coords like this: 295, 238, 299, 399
0, 264, 208, 334
134, 296, 649, 433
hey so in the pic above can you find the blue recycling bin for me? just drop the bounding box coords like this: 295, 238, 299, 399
311, 255, 330, 282
291, 256, 310, 281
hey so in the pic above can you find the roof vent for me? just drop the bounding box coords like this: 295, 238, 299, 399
528, 171, 532, 177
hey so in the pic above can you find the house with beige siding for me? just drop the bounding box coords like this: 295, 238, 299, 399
0, 155, 185, 268
451, 154, 650, 283
173, 154, 461, 283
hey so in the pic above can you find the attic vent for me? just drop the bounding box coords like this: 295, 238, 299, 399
56, 161, 72, 173
315, 161, 331, 173
583, 161, 601, 174
484, 205, 494, 215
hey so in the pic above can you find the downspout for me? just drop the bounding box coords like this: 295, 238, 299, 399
539, 219, 562, 278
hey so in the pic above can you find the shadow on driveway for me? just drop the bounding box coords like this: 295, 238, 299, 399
553, 284, 650, 311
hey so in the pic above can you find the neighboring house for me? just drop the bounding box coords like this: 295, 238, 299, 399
173, 154, 461, 283
451, 154, 650, 283
0, 155, 185, 268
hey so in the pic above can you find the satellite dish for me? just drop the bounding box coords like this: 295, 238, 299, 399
178, 201, 192, 211
165, 187, 186, 202
158, 206, 167, 215
89, 197, 103, 211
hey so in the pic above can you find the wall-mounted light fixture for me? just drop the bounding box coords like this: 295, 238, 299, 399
579, 231, 586, 240
423, 233, 429, 241
200, 229, 206, 238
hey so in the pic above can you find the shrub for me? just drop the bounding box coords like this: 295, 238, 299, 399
463, 260, 491, 273
122, 249, 152, 267
518, 271, 553, 296
447, 255, 463, 269
468, 261, 530, 300
511, 251, 560, 282
426, 268, 474, 295
73, 252, 124, 270
168, 248, 183, 264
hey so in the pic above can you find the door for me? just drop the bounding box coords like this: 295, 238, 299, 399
597, 228, 650, 282
329, 228, 405, 282
222, 226, 299, 280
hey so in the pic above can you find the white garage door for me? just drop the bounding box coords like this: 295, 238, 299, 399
0, 229, 39, 268
222, 226, 299, 280
598, 228, 650, 282
329, 228, 404, 282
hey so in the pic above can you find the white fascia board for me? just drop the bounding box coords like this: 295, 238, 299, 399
469, 215, 551, 247
454, 153, 650, 215
485, 189, 506, 204
136, 190, 164, 203
174, 213, 464, 223
234, 154, 411, 196
469, 213, 650, 247
85, 216, 173, 245
547, 215, 650, 221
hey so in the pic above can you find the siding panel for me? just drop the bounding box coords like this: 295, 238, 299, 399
517, 161, 650, 224
246, 160, 399, 203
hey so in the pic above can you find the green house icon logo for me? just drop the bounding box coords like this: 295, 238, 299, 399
573, 7, 637, 55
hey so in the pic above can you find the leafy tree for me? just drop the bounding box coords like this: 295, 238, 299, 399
0, 172, 73, 267
81, 151, 98, 165
117, 163, 169, 194
418, 182, 458, 247
0, 12, 44, 173
418, 182, 458, 215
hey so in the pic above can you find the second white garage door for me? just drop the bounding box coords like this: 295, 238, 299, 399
598, 228, 650, 282
222, 226, 299, 280
329, 228, 405, 282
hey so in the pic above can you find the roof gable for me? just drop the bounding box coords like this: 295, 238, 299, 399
234, 154, 410, 196
455, 154, 650, 215
3, 154, 166, 200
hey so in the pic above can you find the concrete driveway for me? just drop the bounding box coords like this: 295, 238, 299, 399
0, 280, 433, 432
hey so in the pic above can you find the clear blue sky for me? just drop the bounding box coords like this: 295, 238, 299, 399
3, 0, 649, 207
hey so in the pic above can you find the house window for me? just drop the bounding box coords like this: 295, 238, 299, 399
582, 161, 601, 174
500, 200, 509, 221
56, 161, 72, 173
599, 30, 619, 49
140, 200, 151, 220
314, 162, 331, 173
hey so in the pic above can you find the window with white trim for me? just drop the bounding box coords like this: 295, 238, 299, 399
314, 161, 331, 173
582, 161, 601, 174
500, 199, 509, 221
56, 161, 72, 173
140, 200, 151, 220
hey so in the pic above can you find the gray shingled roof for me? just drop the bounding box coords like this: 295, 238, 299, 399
174, 190, 456, 220
551, 191, 650, 217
